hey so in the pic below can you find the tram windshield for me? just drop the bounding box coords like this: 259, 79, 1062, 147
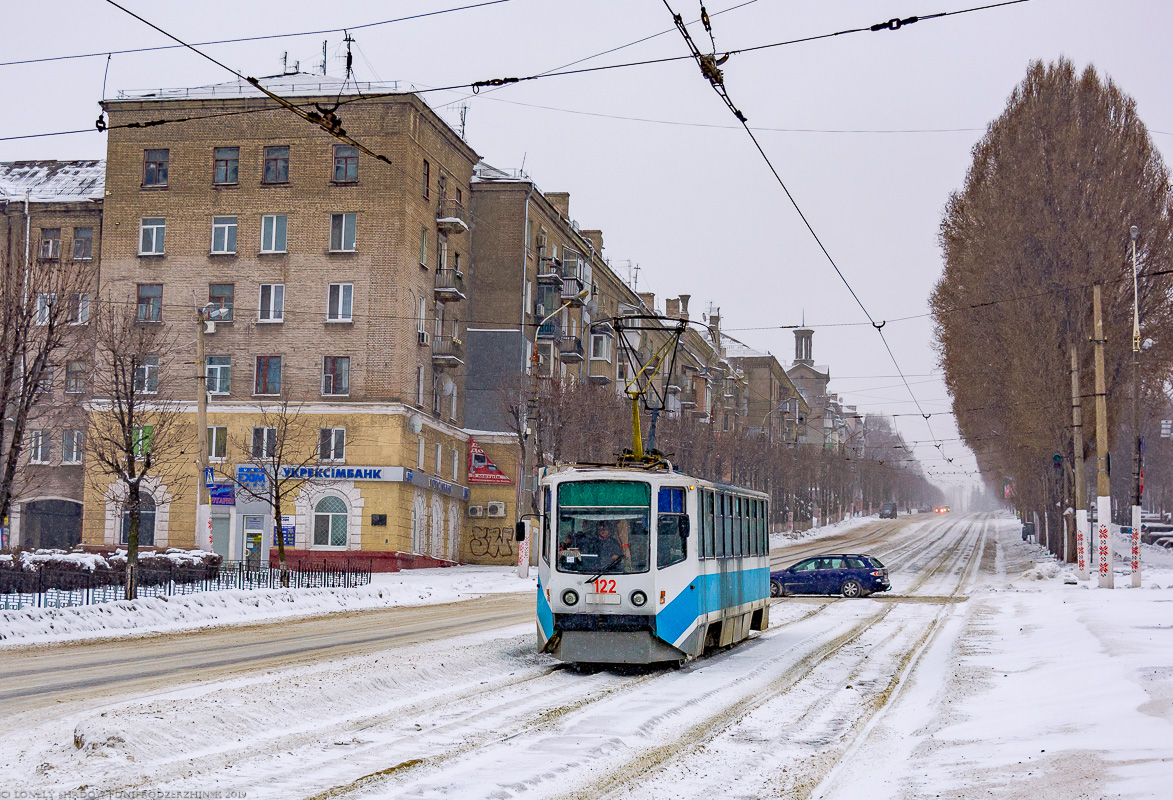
556, 480, 651, 575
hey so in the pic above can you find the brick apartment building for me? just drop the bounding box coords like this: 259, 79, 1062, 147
1, 161, 103, 549
87, 75, 479, 568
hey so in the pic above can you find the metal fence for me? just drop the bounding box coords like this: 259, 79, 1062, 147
0, 559, 373, 611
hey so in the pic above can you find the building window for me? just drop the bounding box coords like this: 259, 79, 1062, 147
263, 146, 289, 184
72, 227, 93, 260
36, 366, 53, 395
422, 160, 430, 198
590, 333, 611, 361
261, 214, 287, 253
65, 360, 86, 394
333, 145, 358, 183
258, 284, 284, 322
137, 284, 162, 322
318, 427, 345, 461
139, 218, 165, 255
39, 229, 61, 260
62, 430, 83, 465
434, 442, 442, 474
322, 356, 350, 395
121, 497, 156, 546
132, 425, 153, 458
451, 448, 458, 480
211, 216, 238, 254
252, 426, 277, 459
207, 356, 231, 395
449, 385, 457, 421
313, 496, 348, 547
418, 226, 427, 267
254, 356, 281, 395
34, 293, 54, 326
67, 292, 90, 325
134, 356, 159, 394
143, 149, 169, 187
416, 365, 424, 406
329, 213, 356, 252
213, 147, 239, 185
327, 283, 353, 322
29, 430, 50, 464
436, 233, 448, 270
417, 435, 425, 468
208, 284, 234, 321
207, 426, 227, 461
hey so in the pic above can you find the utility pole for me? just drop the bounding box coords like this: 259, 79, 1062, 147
1130, 225, 1142, 588
1071, 343, 1089, 579
1093, 285, 1113, 588
195, 305, 211, 552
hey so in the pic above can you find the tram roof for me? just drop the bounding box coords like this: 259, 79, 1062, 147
543, 464, 769, 498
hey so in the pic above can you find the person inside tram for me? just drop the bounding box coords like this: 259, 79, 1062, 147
595, 520, 624, 566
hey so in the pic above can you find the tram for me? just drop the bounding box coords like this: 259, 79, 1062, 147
535, 463, 771, 665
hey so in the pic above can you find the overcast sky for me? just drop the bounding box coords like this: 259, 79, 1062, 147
5, 0, 1172, 495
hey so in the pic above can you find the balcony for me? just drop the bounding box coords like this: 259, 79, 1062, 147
432, 335, 464, 367
677, 387, 698, 409
588, 358, 613, 385
560, 255, 585, 305
536, 318, 562, 340
435, 199, 470, 234
558, 336, 584, 363
537, 256, 563, 285
433, 268, 466, 302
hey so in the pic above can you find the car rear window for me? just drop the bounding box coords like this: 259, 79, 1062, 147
864, 556, 885, 569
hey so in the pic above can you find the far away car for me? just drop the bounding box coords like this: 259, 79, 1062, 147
770, 554, 890, 598
934, 505, 951, 514
879, 502, 898, 519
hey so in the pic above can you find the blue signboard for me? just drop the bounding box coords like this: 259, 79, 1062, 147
204, 467, 215, 488
236, 464, 267, 490
275, 515, 295, 547
209, 483, 236, 505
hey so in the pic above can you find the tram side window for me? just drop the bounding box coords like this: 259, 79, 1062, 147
751, 500, 760, 555
541, 486, 551, 563
741, 496, 750, 555
731, 496, 741, 556
704, 491, 716, 559
759, 500, 766, 554
721, 494, 733, 557
657, 486, 688, 568
713, 493, 725, 558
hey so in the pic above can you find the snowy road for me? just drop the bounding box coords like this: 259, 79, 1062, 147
4, 513, 1171, 799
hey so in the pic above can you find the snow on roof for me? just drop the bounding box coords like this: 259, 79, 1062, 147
473, 160, 531, 183
111, 73, 410, 103
721, 334, 770, 360
0, 160, 105, 203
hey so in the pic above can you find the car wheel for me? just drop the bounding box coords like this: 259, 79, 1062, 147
770, 579, 783, 598
841, 579, 863, 598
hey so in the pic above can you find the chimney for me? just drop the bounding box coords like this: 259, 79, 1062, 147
638, 292, 656, 313
794, 328, 814, 365
709, 308, 721, 350
678, 294, 690, 321
546, 192, 571, 218
665, 298, 680, 318
580, 229, 603, 253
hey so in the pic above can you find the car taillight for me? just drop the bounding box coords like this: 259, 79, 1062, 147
870, 571, 883, 577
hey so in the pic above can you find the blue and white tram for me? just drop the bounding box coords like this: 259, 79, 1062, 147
535, 465, 771, 665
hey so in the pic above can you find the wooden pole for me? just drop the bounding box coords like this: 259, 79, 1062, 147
1093, 285, 1113, 588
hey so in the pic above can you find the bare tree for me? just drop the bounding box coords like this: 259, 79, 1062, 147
0, 249, 89, 538
211, 400, 330, 585
85, 296, 190, 598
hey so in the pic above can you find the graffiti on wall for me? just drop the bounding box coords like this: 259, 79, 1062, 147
469, 526, 514, 559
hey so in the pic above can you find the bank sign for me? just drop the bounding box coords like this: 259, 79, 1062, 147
280, 465, 398, 481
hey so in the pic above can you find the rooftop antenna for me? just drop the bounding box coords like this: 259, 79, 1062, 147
281, 51, 287, 72
321, 40, 328, 75
459, 104, 469, 140
633, 263, 640, 291
343, 31, 355, 80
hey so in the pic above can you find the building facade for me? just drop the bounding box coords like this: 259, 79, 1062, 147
85, 76, 480, 568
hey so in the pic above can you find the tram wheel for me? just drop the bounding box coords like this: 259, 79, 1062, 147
840, 579, 862, 598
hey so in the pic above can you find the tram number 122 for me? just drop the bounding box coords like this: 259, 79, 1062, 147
593, 578, 617, 594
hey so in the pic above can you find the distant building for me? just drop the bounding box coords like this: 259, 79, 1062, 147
785, 328, 833, 446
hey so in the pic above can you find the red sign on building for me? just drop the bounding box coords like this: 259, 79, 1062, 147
468, 438, 512, 485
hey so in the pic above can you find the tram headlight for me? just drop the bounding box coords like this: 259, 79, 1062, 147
630, 590, 648, 607
561, 589, 579, 606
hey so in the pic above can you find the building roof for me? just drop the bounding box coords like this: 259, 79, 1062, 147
109, 73, 407, 102
0, 161, 105, 203
472, 161, 531, 183
721, 334, 770, 360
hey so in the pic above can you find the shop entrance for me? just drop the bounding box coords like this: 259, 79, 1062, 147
211, 514, 231, 559
243, 515, 264, 568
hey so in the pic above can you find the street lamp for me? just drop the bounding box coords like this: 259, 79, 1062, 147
195, 302, 229, 552
1130, 225, 1142, 587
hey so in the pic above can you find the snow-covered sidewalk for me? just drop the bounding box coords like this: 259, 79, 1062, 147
0, 565, 536, 648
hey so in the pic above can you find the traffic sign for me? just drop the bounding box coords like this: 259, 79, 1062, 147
204, 467, 215, 488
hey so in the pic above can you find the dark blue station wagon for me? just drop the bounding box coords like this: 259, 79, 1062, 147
770, 554, 890, 598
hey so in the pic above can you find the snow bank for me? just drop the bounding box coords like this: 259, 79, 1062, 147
770, 514, 883, 550
0, 566, 535, 648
